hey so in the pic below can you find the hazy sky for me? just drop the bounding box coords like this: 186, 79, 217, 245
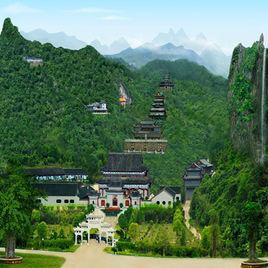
0, 0, 267, 54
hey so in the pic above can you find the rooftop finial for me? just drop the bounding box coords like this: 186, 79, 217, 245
260, 33, 264, 44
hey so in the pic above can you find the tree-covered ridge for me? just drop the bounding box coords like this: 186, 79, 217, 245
228, 37, 265, 160
190, 146, 268, 257
0, 18, 228, 188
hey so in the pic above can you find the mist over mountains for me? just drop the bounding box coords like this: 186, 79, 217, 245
21, 29, 87, 50
21, 27, 231, 77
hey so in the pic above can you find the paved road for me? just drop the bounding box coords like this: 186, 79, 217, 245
2, 242, 254, 268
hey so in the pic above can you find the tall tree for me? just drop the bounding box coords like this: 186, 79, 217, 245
0, 168, 40, 259
209, 209, 220, 257
243, 202, 263, 261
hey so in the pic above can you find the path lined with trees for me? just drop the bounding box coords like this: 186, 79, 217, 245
183, 200, 201, 239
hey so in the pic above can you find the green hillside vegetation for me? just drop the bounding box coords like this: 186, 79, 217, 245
0, 18, 228, 189
190, 146, 268, 257
115, 204, 203, 257
190, 40, 268, 259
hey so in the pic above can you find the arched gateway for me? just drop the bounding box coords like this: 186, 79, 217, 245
74, 209, 116, 246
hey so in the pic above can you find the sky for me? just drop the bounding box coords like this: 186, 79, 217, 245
0, 0, 267, 54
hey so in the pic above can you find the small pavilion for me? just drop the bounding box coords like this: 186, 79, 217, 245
74, 209, 116, 246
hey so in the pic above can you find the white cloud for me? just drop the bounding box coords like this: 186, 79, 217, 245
101, 15, 129, 21
1, 2, 41, 14
68, 7, 121, 14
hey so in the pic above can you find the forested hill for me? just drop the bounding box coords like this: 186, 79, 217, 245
190, 39, 268, 257
0, 18, 228, 189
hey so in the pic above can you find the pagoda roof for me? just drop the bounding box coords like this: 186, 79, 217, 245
156, 186, 181, 198
101, 153, 148, 173
98, 177, 151, 185
26, 168, 87, 176
32, 182, 79, 196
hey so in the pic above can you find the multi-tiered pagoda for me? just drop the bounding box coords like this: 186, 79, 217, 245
149, 93, 166, 119
159, 73, 174, 90
97, 153, 151, 209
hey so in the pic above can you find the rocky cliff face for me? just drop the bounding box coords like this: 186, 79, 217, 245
228, 35, 267, 163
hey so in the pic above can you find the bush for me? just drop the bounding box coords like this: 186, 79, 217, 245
43, 239, 74, 250
170, 245, 208, 257
115, 240, 207, 257
115, 241, 136, 252
27, 238, 74, 250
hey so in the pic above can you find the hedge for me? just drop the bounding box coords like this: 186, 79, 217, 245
27, 238, 74, 250
115, 240, 208, 257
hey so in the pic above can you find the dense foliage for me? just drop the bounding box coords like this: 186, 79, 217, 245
116, 205, 198, 257
229, 42, 262, 123
0, 167, 40, 258
0, 18, 228, 189
190, 146, 268, 257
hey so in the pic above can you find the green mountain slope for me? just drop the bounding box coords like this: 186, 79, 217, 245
190, 39, 268, 257
0, 18, 228, 189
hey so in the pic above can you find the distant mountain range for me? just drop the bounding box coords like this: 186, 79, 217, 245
21, 28, 231, 77
21, 29, 87, 50
110, 43, 204, 69
90, 37, 130, 55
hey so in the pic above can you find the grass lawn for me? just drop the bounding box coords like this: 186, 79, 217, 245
0, 252, 65, 268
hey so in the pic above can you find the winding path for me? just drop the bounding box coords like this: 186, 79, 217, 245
1, 243, 255, 268
183, 200, 201, 239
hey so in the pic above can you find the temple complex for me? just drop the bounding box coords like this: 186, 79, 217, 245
159, 73, 174, 90
97, 153, 151, 209
125, 120, 167, 153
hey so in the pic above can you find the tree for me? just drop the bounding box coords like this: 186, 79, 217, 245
31, 209, 41, 224
243, 202, 263, 261
201, 226, 211, 252
155, 225, 171, 256
172, 207, 186, 245
58, 228, 65, 239
0, 170, 40, 259
209, 209, 220, 257
128, 223, 139, 244
36, 221, 48, 240
50, 230, 58, 240
86, 204, 94, 214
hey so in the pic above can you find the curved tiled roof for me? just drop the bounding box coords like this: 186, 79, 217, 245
101, 153, 148, 173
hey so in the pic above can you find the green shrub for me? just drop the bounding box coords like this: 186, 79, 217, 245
43, 239, 73, 250
115, 241, 136, 251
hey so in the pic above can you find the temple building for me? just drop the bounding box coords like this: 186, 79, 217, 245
183, 159, 214, 200
149, 93, 166, 119
87, 101, 108, 114
134, 121, 161, 139
27, 168, 100, 206
23, 56, 43, 67
151, 186, 181, 206
26, 168, 88, 182
97, 153, 151, 209
124, 121, 168, 153
33, 182, 98, 205
159, 73, 174, 90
